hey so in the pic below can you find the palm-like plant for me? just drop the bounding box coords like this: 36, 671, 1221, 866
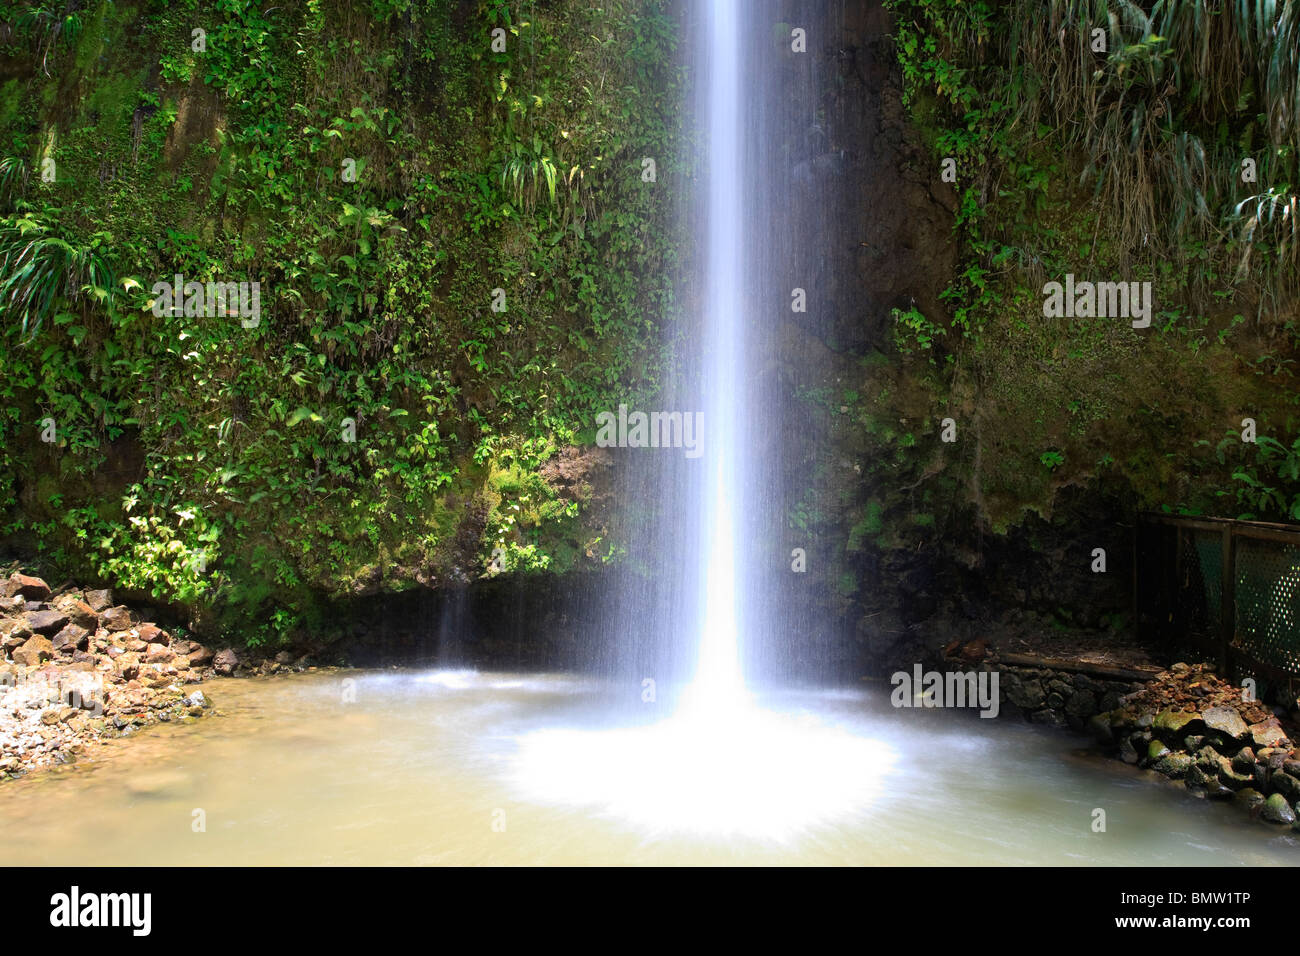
0, 214, 114, 337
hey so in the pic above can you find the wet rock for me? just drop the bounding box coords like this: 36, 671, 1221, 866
187, 644, 213, 667
182, 690, 208, 709
1232, 746, 1256, 774
1261, 793, 1297, 825
213, 648, 239, 676
1202, 706, 1248, 739
1006, 678, 1045, 709
99, 606, 133, 632
1153, 708, 1200, 735
1065, 689, 1097, 718
1233, 789, 1266, 813
50, 623, 90, 653
23, 609, 69, 636
12, 635, 54, 666
83, 589, 113, 611
5, 574, 50, 601
1154, 753, 1195, 779
1119, 735, 1140, 764
1086, 713, 1113, 744
1270, 771, 1300, 802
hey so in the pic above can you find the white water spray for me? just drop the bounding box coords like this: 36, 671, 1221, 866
508, 2, 897, 839
687, 0, 747, 715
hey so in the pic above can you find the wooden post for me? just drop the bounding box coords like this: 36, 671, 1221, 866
1220, 525, 1234, 677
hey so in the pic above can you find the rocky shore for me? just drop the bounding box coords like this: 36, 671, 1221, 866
0, 569, 317, 780
1088, 662, 1300, 832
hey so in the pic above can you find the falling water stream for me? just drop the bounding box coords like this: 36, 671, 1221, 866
0, 3, 1296, 864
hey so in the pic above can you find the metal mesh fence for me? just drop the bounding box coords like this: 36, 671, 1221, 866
1139, 515, 1300, 681
1234, 536, 1300, 674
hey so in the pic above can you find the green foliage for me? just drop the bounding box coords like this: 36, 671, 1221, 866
0, 0, 685, 644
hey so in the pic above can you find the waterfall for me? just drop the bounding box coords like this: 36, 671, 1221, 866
689, 0, 748, 713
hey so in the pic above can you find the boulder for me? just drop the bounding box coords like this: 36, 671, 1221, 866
187, 644, 213, 667
12, 635, 54, 666
1261, 793, 1297, 825
1146, 739, 1171, 763
99, 606, 133, 632
1270, 771, 1300, 803
1154, 753, 1195, 779
4, 574, 50, 601
1233, 788, 1266, 814
23, 609, 69, 636
1202, 706, 1248, 739
213, 648, 239, 676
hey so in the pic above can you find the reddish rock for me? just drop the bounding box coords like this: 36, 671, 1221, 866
144, 643, 174, 664
212, 647, 239, 675
23, 609, 69, 636
83, 589, 113, 611
99, 606, 133, 632
51, 623, 90, 653
64, 600, 98, 630
1249, 718, 1292, 750
187, 644, 214, 667
12, 635, 54, 666
136, 623, 170, 645
5, 574, 50, 601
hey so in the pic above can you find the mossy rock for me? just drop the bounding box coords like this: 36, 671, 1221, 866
1153, 708, 1201, 735
1153, 753, 1195, 779
1232, 788, 1266, 813
1261, 793, 1297, 826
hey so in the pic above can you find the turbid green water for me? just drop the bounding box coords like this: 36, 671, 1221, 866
0, 670, 1295, 865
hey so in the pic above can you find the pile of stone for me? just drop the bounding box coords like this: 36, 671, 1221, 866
1089, 662, 1300, 830
0, 572, 215, 777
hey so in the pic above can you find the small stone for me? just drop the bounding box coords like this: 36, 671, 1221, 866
1119, 735, 1140, 765
144, 643, 174, 664
187, 644, 213, 667
64, 600, 98, 630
